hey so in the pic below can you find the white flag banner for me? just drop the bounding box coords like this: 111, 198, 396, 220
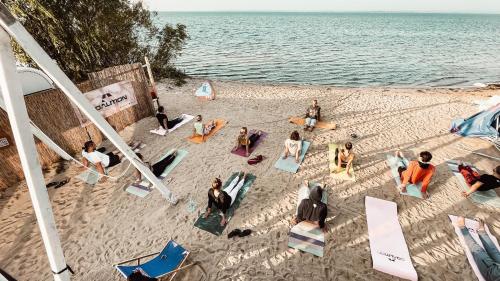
73, 80, 138, 126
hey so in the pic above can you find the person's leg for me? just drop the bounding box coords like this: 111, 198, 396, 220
478, 231, 500, 263
227, 175, 246, 205
106, 152, 121, 168
460, 227, 498, 279
223, 173, 241, 193
248, 133, 260, 148
167, 117, 183, 129
305, 118, 312, 128
309, 118, 317, 128
152, 154, 176, 177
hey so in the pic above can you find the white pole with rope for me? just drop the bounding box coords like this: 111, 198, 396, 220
0, 3, 177, 204
0, 25, 70, 281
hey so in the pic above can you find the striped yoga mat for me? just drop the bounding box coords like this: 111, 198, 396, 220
288, 221, 325, 257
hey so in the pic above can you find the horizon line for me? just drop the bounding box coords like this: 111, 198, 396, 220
152, 10, 500, 15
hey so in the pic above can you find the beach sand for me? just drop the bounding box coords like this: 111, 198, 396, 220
0, 79, 499, 280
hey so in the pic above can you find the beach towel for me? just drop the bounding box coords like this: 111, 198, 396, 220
386, 154, 424, 199
288, 183, 328, 257
365, 196, 418, 281
150, 114, 195, 136
329, 143, 356, 181
125, 181, 152, 198
231, 130, 268, 157
194, 173, 256, 236
187, 119, 226, 144
195, 81, 213, 97
448, 215, 500, 281
446, 160, 500, 208
289, 117, 337, 130
274, 140, 311, 173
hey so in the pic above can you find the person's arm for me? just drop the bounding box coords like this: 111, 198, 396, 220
296, 200, 305, 223
463, 181, 484, 197
420, 167, 435, 193
205, 191, 214, 217
163, 118, 168, 130
295, 142, 302, 161
317, 107, 321, 121
95, 162, 106, 175
245, 137, 249, 155
82, 157, 89, 167
318, 205, 327, 229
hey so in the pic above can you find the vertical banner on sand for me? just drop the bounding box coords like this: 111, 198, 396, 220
73, 80, 138, 127
0, 129, 10, 149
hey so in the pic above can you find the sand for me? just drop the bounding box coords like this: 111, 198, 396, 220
0, 79, 499, 281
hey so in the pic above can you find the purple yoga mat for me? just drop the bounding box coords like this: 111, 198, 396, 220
231, 130, 267, 157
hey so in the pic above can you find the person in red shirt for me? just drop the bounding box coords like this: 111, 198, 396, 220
396, 150, 435, 199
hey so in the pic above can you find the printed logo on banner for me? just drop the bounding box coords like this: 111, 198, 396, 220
378, 251, 405, 262
0, 137, 9, 148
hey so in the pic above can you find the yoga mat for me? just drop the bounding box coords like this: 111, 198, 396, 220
157, 149, 188, 179
274, 140, 311, 173
447, 160, 500, 208
329, 143, 356, 181
150, 114, 195, 136
126, 181, 152, 198
194, 173, 256, 236
187, 119, 226, 144
76, 168, 100, 185
289, 117, 337, 130
365, 196, 418, 281
288, 221, 325, 257
448, 215, 500, 281
231, 130, 267, 157
386, 154, 424, 199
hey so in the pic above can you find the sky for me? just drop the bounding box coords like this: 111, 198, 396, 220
142, 0, 500, 14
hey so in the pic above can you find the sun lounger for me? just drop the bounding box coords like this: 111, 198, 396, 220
150, 114, 195, 136
231, 130, 267, 157
329, 143, 355, 181
448, 215, 500, 281
289, 117, 337, 130
386, 154, 425, 199
365, 196, 418, 281
274, 140, 311, 173
114, 240, 192, 281
194, 173, 256, 236
446, 160, 500, 208
187, 119, 226, 144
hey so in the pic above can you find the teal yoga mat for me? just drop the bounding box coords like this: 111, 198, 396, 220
447, 160, 500, 208
386, 154, 425, 199
274, 141, 311, 173
158, 149, 188, 179
194, 173, 256, 236
76, 167, 100, 185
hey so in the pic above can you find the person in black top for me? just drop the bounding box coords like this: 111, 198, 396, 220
204, 172, 247, 226
156, 106, 183, 130
134, 151, 177, 182
462, 165, 500, 197
291, 181, 328, 232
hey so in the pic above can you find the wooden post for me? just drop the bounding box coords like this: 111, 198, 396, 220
144, 56, 160, 108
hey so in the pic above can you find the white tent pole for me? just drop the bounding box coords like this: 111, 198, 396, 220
0, 4, 177, 203
0, 27, 70, 281
144, 56, 160, 107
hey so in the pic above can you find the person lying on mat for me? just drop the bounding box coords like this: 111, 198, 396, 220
81, 140, 122, 180
204, 172, 248, 226
134, 151, 177, 182
193, 115, 216, 142
455, 216, 500, 281
396, 150, 435, 199
282, 131, 303, 163
156, 106, 183, 130
459, 163, 500, 198
291, 181, 328, 233
235, 127, 263, 156
335, 142, 355, 176
304, 99, 321, 132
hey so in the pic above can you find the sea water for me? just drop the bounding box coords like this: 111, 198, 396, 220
156, 12, 500, 87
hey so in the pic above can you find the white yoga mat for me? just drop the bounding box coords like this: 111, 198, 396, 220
150, 114, 195, 135
365, 196, 418, 281
448, 215, 500, 281
126, 181, 152, 198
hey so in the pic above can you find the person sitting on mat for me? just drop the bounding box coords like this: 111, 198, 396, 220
395, 150, 435, 199
291, 180, 328, 233
193, 115, 216, 142
455, 216, 500, 281
204, 172, 248, 226
335, 142, 355, 176
156, 106, 183, 130
304, 99, 321, 132
283, 130, 303, 163
81, 141, 122, 180
134, 150, 178, 182
458, 163, 500, 198
235, 127, 263, 157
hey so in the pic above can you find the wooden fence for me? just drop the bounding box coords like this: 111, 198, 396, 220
0, 63, 154, 190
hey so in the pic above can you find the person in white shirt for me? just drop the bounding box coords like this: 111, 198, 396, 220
282, 130, 303, 163
81, 141, 122, 178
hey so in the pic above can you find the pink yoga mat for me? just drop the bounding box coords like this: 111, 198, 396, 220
231, 130, 267, 157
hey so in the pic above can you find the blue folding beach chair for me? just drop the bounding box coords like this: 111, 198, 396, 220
114, 240, 192, 280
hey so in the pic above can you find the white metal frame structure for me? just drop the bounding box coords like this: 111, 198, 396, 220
0, 3, 177, 280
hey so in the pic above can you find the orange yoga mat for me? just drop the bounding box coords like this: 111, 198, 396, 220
289, 117, 337, 130
187, 119, 226, 144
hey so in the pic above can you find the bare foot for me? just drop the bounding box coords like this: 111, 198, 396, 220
456, 216, 466, 229
395, 150, 403, 158
475, 217, 485, 232
220, 218, 227, 226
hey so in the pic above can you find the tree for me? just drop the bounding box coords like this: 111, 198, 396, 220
4, 0, 188, 84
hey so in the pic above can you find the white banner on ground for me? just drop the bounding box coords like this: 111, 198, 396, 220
73, 80, 137, 126
365, 196, 418, 281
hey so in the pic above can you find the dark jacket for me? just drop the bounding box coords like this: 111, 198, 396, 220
297, 186, 327, 228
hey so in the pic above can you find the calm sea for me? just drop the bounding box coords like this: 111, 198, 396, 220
156, 12, 500, 87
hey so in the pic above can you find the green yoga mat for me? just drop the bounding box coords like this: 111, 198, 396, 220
194, 173, 256, 236
157, 149, 188, 179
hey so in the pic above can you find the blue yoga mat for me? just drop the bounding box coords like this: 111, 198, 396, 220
274, 141, 311, 173
386, 154, 424, 199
